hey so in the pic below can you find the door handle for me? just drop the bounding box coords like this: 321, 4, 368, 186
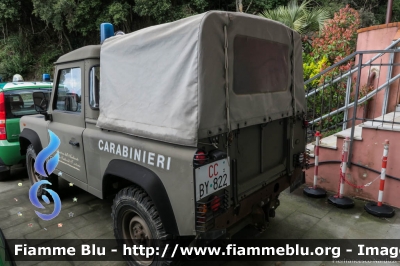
69, 139, 80, 147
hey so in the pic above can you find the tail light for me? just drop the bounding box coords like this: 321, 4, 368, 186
193, 150, 207, 166
0, 92, 6, 140
199, 204, 207, 213
196, 191, 228, 232
197, 204, 207, 224
210, 196, 221, 212
303, 119, 309, 128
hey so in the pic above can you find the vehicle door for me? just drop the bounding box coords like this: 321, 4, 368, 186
48, 62, 88, 185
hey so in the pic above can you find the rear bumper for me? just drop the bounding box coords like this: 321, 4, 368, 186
214, 168, 304, 236
0, 140, 24, 167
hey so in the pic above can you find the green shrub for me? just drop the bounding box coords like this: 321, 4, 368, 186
304, 5, 360, 133
0, 34, 34, 80
34, 47, 63, 79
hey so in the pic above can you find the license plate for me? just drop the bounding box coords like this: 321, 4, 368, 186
195, 159, 230, 201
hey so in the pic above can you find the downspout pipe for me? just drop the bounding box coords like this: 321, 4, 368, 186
386, 0, 393, 24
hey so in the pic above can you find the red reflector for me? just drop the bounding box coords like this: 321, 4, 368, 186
194, 150, 206, 165
303, 120, 309, 127
0, 93, 6, 140
210, 196, 221, 212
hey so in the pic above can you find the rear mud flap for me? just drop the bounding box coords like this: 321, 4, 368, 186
290, 171, 305, 193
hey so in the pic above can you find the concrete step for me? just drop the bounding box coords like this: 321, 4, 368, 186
306, 111, 399, 161
359, 111, 400, 131
306, 126, 363, 157
306, 143, 315, 157
334, 126, 363, 140
319, 135, 338, 149
306, 135, 337, 158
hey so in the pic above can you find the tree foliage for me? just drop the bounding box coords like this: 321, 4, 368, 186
312, 5, 361, 66
259, 0, 330, 35
0, 33, 34, 76
311, 0, 400, 27
133, 0, 208, 23
304, 6, 361, 133
0, 0, 19, 23
0, 0, 395, 81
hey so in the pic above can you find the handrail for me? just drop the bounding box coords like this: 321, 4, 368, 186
308, 73, 400, 124
305, 51, 357, 86
305, 38, 400, 96
305, 46, 400, 168
306, 50, 400, 97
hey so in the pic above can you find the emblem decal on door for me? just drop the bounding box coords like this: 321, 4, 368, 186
29, 130, 62, 221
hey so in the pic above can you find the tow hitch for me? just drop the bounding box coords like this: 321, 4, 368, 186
251, 197, 281, 232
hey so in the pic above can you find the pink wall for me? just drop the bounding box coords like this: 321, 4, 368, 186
305, 24, 400, 208
351, 25, 400, 123
305, 129, 400, 208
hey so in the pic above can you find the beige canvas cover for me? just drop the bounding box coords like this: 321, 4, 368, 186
97, 11, 306, 147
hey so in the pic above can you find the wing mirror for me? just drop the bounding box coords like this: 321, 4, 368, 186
33, 91, 52, 121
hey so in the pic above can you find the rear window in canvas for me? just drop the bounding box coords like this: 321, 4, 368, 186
233, 35, 289, 94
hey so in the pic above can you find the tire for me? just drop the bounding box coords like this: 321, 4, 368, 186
0, 169, 10, 181
26, 144, 58, 196
112, 186, 170, 266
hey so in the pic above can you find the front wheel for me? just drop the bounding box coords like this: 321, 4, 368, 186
111, 186, 169, 266
26, 144, 58, 196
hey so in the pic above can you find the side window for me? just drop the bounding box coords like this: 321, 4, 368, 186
54, 67, 82, 113
89, 66, 100, 108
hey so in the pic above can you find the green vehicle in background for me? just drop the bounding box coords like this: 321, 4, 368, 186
0, 76, 52, 180
0, 228, 14, 266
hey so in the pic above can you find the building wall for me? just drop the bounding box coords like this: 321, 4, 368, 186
305, 23, 400, 208
352, 23, 400, 123
305, 129, 400, 208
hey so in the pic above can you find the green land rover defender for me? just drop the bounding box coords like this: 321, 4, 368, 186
20, 11, 307, 265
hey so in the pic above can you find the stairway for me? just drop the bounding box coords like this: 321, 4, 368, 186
305, 111, 400, 208
307, 110, 400, 157
306, 126, 363, 157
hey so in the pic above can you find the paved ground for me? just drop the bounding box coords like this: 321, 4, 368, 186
1, 167, 399, 266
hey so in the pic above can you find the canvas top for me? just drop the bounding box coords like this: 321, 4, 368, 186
97, 11, 306, 147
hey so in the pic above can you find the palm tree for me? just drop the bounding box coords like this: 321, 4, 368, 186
259, 0, 330, 35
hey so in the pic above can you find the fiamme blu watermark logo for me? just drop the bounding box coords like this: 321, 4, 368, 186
28, 130, 62, 221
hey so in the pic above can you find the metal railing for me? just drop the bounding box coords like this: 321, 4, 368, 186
305, 39, 400, 166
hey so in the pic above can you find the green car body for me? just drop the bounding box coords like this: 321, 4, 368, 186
0, 228, 14, 266
0, 81, 52, 180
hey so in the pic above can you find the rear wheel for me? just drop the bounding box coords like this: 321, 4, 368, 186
112, 186, 169, 266
26, 144, 58, 196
